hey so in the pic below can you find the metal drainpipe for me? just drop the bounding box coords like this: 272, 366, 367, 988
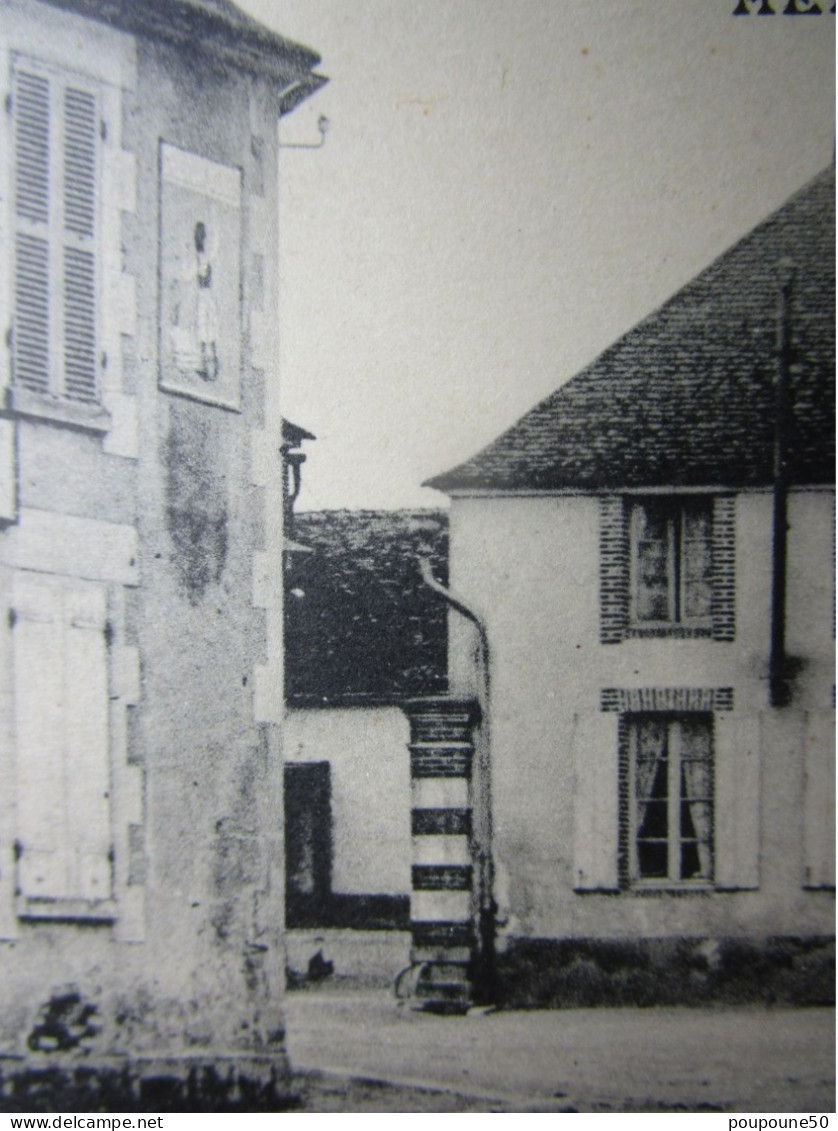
769, 262, 795, 709
418, 557, 496, 1002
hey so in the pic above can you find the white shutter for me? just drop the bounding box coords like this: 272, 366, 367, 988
12, 63, 99, 403
61, 85, 98, 403
13, 575, 70, 899
12, 68, 52, 395
802, 711, 835, 889
714, 713, 761, 890
64, 584, 111, 900
572, 711, 620, 891
13, 573, 111, 903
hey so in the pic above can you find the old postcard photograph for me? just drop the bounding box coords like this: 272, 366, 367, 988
0, 0, 834, 1116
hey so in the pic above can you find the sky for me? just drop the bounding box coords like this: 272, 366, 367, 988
239, 0, 834, 511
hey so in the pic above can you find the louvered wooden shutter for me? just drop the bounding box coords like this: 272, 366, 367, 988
61, 85, 98, 402
13, 69, 51, 395
13, 573, 112, 903
12, 64, 99, 403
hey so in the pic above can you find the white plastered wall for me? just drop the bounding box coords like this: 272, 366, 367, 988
448, 488, 835, 941
285, 706, 411, 896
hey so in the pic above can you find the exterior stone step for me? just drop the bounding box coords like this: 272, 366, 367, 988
410, 747, 473, 777
411, 944, 472, 965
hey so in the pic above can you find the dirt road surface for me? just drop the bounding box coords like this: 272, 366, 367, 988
284, 989, 834, 1113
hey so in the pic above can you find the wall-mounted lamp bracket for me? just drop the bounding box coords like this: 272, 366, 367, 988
279, 115, 330, 150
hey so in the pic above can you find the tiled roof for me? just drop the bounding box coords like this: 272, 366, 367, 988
427, 167, 835, 494
46, 0, 326, 94
285, 510, 448, 707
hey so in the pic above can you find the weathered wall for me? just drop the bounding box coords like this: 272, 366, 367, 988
285, 707, 411, 898
0, 0, 288, 1072
448, 489, 834, 945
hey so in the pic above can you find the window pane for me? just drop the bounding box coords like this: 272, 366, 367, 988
638, 799, 667, 838
683, 539, 712, 576
634, 718, 668, 803
681, 838, 712, 880
681, 841, 702, 879
680, 717, 713, 881
682, 505, 713, 620
638, 539, 668, 585
632, 502, 672, 622
636, 584, 670, 621
636, 759, 668, 799
680, 769, 711, 806
681, 799, 712, 836
684, 579, 712, 619
634, 504, 668, 542
636, 717, 669, 758
681, 761, 711, 800
638, 840, 668, 878
683, 505, 711, 542
680, 716, 712, 759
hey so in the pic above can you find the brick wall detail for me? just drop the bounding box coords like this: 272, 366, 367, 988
599, 496, 629, 644
600, 686, 734, 713
712, 494, 736, 641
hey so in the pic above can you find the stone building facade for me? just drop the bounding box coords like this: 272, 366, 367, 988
0, 0, 323, 1098
426, 169, 835, 1005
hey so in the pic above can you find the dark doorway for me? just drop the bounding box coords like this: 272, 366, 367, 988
284, 761, 332, 928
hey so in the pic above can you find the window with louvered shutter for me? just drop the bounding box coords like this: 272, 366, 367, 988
11, 62, 100, 405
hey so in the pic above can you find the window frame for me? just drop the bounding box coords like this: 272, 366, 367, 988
628, 496, 714, 632
7, 54, 109, 432
600, 493, 736, 646
623, 711, 715, 890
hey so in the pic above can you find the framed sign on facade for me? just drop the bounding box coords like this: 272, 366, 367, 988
159, 143, 243, 410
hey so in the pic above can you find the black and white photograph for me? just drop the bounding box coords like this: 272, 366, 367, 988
0, 0, 833, 1117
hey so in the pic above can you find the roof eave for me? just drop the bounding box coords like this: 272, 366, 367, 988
278, 73, 329, 116
41, 0, 324, 89
431, 479, 835, 498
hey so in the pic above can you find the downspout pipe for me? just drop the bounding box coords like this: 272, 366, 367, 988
418, 557, 496, 1002
769, 262, 795, 709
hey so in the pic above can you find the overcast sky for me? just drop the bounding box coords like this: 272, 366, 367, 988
239, 0, 834, 511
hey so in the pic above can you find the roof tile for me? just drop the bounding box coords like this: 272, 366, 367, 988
285, 510, 449, 707
428, 168, 835, 493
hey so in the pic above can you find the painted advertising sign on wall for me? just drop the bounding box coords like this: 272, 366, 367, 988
159, 144, 242, 410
